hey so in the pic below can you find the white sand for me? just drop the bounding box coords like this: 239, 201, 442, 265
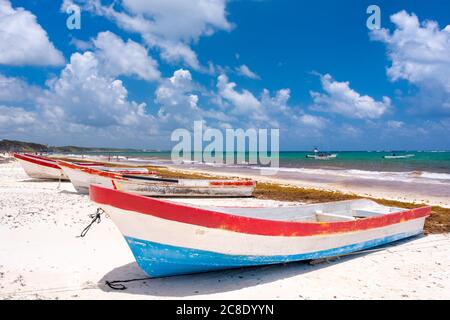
1, 160, 449, 300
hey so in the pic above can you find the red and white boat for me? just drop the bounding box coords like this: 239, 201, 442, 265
90, 185, 431, 278
57, 160, 157, 194
113, 176, 257, 197
13, 153, 71, 180
59, 160, 256, 197
14, 153, 151, 182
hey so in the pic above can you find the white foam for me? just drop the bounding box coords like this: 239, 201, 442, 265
246, 166, 450, 185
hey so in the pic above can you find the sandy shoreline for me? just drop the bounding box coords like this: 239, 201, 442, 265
1, 160, 450, 299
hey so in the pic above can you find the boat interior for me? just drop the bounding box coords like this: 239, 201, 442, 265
189, 199, 407, 222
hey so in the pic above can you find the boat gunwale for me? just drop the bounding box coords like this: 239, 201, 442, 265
57, 160, 127, 180
90, 184, 431, 237
119, 178, 257, 188
14, 153, 61, 169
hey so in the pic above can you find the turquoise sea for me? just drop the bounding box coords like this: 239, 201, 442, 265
77, 151, 450, 174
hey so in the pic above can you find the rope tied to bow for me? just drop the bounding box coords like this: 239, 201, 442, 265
79, 208, 105, 237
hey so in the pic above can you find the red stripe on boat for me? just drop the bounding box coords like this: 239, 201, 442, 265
14, 153, 61, 169
209, 180, 256, 187
90, 185, 431, 237
57, 160, 125, 180
25, 155, 105, 167
24, 154, 57, 163
114, 170, 156, 175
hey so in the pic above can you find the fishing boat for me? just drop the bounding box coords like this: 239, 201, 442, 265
306, 153, 337, 160
14, 153, 71, 180
112, 175, 257, 197
59, 160, 256, 197
306, 147, 337, 160
90, 184, 431, 278
383, 154, 415, 159
57, 160, 157, 194
13, 153, 141, 181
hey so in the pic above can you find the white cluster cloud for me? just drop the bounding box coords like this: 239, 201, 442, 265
236, 65, 260, 80
74, 0, 232, 70
311, 74, 391, 119
217, 74, 262, 115
93, 31, 160, 81
0, 0, 64, 66
387, 120, 404, 129
298, 114, 328, 130
0, 105, 37, 134
156, 69, 204, 127
39, 51, 153, 128
0, 50, 160, 145
216, 74, 327, 132
371, 11, 450, 112
121, 0, 231, 41
0, 74, 41, 103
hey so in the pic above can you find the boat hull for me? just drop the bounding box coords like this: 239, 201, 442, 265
91, 186, 430, 278
116, 179, 256, 197
306, 154, 337, 160
124, 230, 422, 277
383, 155, 415, 159
61, 166, 117, 194
14, 154, 68, 180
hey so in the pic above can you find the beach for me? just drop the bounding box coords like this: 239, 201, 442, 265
1, 159, 450, 300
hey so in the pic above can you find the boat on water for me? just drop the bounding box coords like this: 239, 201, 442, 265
306, 153, 337, 160
383, 154, 415, 159
306, 147, 337, 160
112, 175, 256, 197
90, 184, 430, 278
57, 160, 157, 194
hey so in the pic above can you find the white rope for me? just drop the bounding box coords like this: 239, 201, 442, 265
57, 173, 62, 189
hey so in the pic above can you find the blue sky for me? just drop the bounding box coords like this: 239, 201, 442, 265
0, 0, 449, 150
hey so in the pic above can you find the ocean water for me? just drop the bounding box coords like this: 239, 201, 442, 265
78, 151, 450, 174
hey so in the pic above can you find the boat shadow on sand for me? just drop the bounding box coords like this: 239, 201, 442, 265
98, 235, 422, 297
58, 189, 83, 195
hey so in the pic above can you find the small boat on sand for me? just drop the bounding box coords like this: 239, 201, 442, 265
13, 153, 73, 180
383, 154, 415, 159
112, 175, 257, 197
57, 160, 157, 194
90, 184, 430, 278
59, 160, 256, 197
14, 153, 148, 181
